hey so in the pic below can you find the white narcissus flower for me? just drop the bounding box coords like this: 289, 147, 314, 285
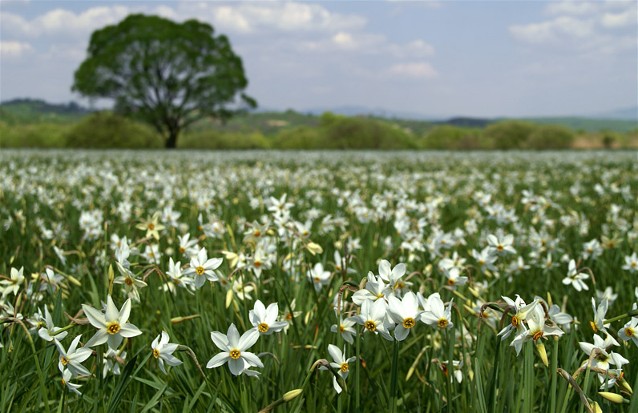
377, 260, 410, 295
562, 260, 589, 291
387, 291, 421, 341
307, 262, 331, 292
82, 295, 142, 349
151, 331, 182, 374
331, 317, 357, 345
1, 267, 25, 299
249, 300, 287, 335
351, 273, 389, 305
207, 324, 263, 376
420, 293, 453, 330
54, 335, 92, 377
487, 234, 516, 256
38, 306, 68, 342
186, 247, 223, 289
60, 368, 82, 395
327, 344, 355, 394
354, 299, 393, 341
618, 318, 638, 347
622, 252, 638, 273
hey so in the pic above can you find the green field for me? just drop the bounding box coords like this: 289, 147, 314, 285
0, 150, 636, 412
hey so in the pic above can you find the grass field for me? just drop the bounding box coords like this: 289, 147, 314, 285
0, 150, 636, 412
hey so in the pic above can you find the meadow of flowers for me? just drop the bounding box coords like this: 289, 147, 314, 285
0, 149, 636, 412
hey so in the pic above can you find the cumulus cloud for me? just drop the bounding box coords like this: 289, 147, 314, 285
509, 1, 635, 54
387, 62, 438, 79
0, 40, 33, 57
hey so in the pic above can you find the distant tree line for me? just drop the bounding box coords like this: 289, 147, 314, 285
1, 111, 636, 150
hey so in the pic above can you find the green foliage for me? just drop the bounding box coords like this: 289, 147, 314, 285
64, 112, 163, 148
0, 121, 70, 148
421, 125, 487, 149
72, 14, 255, 148
525, 124, 575, 149
179, 130, 270, 149
484, 121, 536, 150
319, 113, 418, 149
272, 126, 325, 149
0, 99, 89, 125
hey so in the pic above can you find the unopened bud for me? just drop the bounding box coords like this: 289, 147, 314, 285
598, 392, 626, 404
306, 242, 323, 255
283, 388, 302, 402
536, 342, 549, 367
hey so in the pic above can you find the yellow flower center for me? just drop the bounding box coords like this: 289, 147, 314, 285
447, 278, 456, 286
195, 266, 205, 276
229, 349, 241, 360
152, 348, 160, 359
106, 321, 121, 335
60, 356, 68, 366
364, 320, 377, 332
254, 260, 262, 268
438, 318, 449, 328
590, 321, 598, 333
258, 322, 270, 333
625, 327, 635, 337
148, 223, 155, 230
402, 317, 416, 329
61, 378, 66, 386
340, 363, 349, 373
314, 277, 321, 283
339, 325, 345, 333
532, 330, 543, 341
253, 229, 261, 237
511, 316, 521, 328
179, 247, 186, 254
124, 277, 134, 286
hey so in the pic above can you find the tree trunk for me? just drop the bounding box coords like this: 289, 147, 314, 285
165, 130, 178, 149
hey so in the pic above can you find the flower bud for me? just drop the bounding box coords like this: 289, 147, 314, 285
283, 388, 303, 402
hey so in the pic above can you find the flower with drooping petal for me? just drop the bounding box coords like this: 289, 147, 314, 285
207, 323, 263, 376
307, 262, 331, 292
562, 260, 589, 291
331, 316, 357, 345
60, 368, 82, 395
151, 331, 182, 374
82, 295, 142, 349
38, 306, 68, 342
54, 335, 92, 377
377, 260, 410, 295
249, 300, 287, 335
327, 344, 356, 394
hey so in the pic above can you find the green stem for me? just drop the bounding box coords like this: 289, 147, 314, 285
17, 320, 50, 413
389, 340, 399, 413
548, 337, 559, 413
355, 330, 361, 411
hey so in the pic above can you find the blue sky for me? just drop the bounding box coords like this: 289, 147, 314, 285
1, 0, 636, 118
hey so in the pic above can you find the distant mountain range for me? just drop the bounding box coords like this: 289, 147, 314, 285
298, 104, 638, 123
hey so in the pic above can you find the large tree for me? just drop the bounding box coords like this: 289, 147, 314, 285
72, 14, 256, 148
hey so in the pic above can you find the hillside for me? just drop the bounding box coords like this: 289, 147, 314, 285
0, 98, 91, 125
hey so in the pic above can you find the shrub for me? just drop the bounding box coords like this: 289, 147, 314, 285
179, 130, 270, 149
0, 122, 70, 148
271, 126, 325, 149
319, 114, 417, 149
64, 112, 162, 148
526, 125, 575, 149
484, 121, 535, 150
421, 126, 487, 150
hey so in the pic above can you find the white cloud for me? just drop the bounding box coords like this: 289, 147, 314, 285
0, 40, 33, 57
545, 1, 598, 16
510, 1, 635, 55
388, 62, 437, 79
181, 2, 366, 34
510, 16, 595, 43
601, 8, 636, 28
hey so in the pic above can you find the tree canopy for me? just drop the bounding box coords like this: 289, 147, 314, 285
72, 14, 256, 148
